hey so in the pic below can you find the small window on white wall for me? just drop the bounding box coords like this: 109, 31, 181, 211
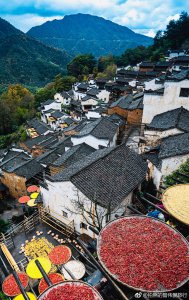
180, 88, 189, 97
80, 222, 88, 230
62, 210, 68, 218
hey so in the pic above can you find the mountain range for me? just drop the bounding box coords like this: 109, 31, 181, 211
0, 18, 71, 87
27, 13, 153, 57
0, 14, 153, 87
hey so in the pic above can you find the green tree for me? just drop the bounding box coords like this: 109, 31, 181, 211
98, 55, 115, 72
67, 54, 96, 77
35, 84, 56, 108
0, 84, 35, 135
54, 75, 77, 92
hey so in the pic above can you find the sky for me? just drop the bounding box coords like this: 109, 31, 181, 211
0, 0, 187, 37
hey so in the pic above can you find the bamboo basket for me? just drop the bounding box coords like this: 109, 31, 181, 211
97, 215, 189, 293
162, 183, 189, 225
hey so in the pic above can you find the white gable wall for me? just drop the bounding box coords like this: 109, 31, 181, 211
97, 90, 110, 103
145, 79, 163, 91
144, 128, 184, 143
85, 110, 101, 120
41, 179, 133, 238
71, 132, 117, 149
42, 101, 62, 112
41, 180, 107, 238
161, 154, 189, 177
54, 93, 71, 106
81, 99, 98, 111
142, 79, 189, 124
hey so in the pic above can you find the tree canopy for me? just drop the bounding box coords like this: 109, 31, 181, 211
0, 84, 35, 135
67, 54, 96, 78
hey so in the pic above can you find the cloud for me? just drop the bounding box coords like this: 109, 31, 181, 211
0, 0, 188, 34
3, 14, 63, 32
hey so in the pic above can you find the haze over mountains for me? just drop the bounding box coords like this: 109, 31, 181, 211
27, 13, 153, 57
0, 18, 70, 86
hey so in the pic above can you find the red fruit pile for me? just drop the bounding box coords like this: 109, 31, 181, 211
98, 216, 189, 292
2, 272, 29, 296
39, 273, 64, 294
39, 282, 103, 300
48, 245, 71, 265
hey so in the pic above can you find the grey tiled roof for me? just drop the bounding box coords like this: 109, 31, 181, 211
51, 143, 95, 167
67, 89, 74, 96
128, 97, 143, 110
43, 109, 56, 114
51, 146, 114, 182
108, 114, 125, 126
13, 159, 44, 180
77, 83, 89, 90
60, 91, 70, 98
50, 137, 73, 155
37, 149, 60, 165
87, 88, 99, 97
64, 117, 74, 125
0, 149, 43, 179
110, 94, 143, 110
110, 95, 133, 109
24, 134, 58, 149
159, 133, 189, 159
166, 69, 189, 81
147, 107, 189, 132
72, 145, 147, 209
1, 151, 31, 172
142, 151, 160, 168
74, 117, 118, 141
50, 145, 147, 210
81, 95, 97, 101
51, 111, 64, 119
140, 61, 155, 67
27, 118, 52, 135
42, 99, 55, 106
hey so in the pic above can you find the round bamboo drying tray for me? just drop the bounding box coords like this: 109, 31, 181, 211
97, 215, 189, 292
162, 184, 189, 225
37, 281, 104, 300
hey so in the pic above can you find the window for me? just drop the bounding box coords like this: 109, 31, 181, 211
80, 222, 88, 230
179, 88, 189, 97
62, 210, 68, 218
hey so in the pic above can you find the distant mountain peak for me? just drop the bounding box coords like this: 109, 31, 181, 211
0, 17, 70, 86
27, 13, 152, 57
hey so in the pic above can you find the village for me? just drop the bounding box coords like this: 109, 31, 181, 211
1, 49, 189, 300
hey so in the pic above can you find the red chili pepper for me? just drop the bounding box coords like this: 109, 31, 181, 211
2, 272, 29, 296
39, 273, 64, 294
48, 245, 71, 265
40, 282, 102, 300
98, 217, 189, 292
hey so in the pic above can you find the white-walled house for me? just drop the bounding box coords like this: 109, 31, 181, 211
85, 106, 107, 120
41, 145, 147, 237
41, 99, 62, 112
142, 132, 189, 188
159, 133, 189, 176
87, 88, 110, 103
81, 96, 98, 112
142, 70, 189, 124
71, 118, 118, 149
85, 109, 101, 120
143, 107, 189, 145
54, 91, 72, 106
73, 83, 89, 100
144, 78, 163, 91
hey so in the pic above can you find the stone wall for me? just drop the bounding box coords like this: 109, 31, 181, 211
1, 172, 27, 199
